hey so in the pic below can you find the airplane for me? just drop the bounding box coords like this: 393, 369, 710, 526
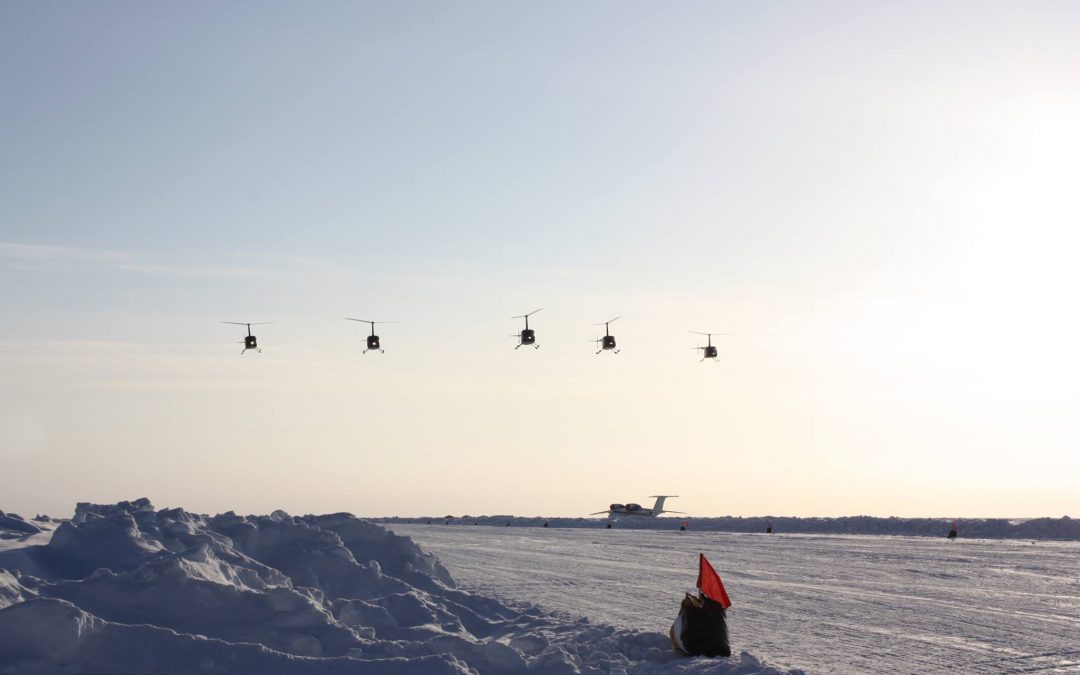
591, 495, 683, 518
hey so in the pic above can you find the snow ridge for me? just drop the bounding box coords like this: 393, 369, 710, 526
380, 515, 1080, 540
0, 499, 797, 675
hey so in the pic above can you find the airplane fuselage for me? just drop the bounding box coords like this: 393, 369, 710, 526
606, 507, 660, 518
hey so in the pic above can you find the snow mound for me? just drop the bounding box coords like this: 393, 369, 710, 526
0, 569, 36, 609
0, 510, 41, 537
0, 500, 797, 674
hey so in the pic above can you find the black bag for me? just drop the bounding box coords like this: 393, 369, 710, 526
670, 592, 731, 657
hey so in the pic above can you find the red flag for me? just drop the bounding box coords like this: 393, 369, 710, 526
697, 553, 731, 608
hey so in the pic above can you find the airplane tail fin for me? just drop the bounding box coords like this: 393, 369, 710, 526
650, 495, 678, 513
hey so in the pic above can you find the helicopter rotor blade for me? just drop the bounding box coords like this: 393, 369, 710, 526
689, 331, 730, 336
223, 321, 273, 326
511, 308, 544, 319
593, 316, 621, 326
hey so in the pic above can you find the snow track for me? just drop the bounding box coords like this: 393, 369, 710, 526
394, 526, 1080, 674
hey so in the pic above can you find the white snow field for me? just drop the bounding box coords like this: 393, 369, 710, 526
393, 524, 1080, 674
0, 501, 793, 675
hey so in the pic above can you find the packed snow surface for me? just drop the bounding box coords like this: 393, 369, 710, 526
380, 516, 1080, 541
394, 524, 1080, 674
0, 500, 794, 675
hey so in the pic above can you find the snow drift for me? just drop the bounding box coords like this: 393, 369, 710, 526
0, 499, 795, 674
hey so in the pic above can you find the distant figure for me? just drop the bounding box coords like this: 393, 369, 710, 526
766, 523, 773, 534
680, 520, 689, 532
606, 522, 612, 529
426, 520, 431, 525
948, 522, 958, 539
543, 521, 549, 528
506, 522, 511, 527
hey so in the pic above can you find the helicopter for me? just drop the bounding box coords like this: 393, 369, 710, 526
346, 318, 395, 353
594, 317, 621, 354
223, 322, 272, 354
690, 331, 728, 362
512, 308, 542, 349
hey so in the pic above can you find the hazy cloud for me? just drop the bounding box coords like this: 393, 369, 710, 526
1, 241, 270, 278
0, 241, 128, 263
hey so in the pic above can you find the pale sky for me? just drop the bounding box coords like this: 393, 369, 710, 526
2, 1, 1078, 519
